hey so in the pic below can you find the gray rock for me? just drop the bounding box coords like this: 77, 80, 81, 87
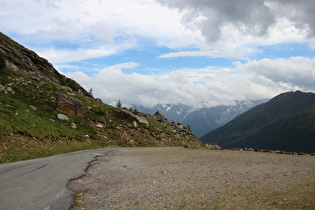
5, 87, 14, 94
0, 84, 5, 92
6, 105, 17, 109
177, 122, 186, 130
61, 86, 73, 92
70, 123, 77, 129
154, 111, 164, 118
57, 113, 69, 121
118, 109, 149, 126
77, 89, 84, 95
32, 77, 41, 83
51, 93, 86, 117
6, 62, 19, 71
95, 98, 103, 103
29, 105, 37, 110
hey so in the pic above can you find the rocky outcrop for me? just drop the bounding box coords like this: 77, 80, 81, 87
0, 32, 90, 96
0, 33, 60, 84
51, 94, 86, 117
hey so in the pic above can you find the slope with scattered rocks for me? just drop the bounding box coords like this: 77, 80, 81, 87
0, 32, 202, 163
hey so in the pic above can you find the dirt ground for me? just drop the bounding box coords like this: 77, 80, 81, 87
69, 147, 315, 209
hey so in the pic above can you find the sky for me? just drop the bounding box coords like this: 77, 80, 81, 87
1, 0, 315, 108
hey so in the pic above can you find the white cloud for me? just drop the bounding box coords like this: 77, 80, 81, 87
155, 0, 315, 49
37, 40, 136, 63
63, 57, 313, 108
235, 56, 315, 90
159, 50, 250, 59
1, 0, 314, 108
1, 0, 314, 62
0, 0, 200, 63
38, 47, 116, 64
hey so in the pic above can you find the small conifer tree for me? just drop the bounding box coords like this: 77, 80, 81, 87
88, 87, 93, 97
133, 106, 139, 115
116, 99, 122, 108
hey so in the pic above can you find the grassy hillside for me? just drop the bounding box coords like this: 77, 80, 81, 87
0, 33, 202, 163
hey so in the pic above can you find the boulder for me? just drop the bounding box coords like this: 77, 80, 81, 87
95, 98, 103, 103
154, 111, 164, 118
70, 123, 77, 129
51, 93, 86, 117
118, 109, 149, 126
77, 89, 84, 95
57, 113, 69, 121
5, 86, 14, 94
61, 86, 73, 92
177, 122, 186, 130
29, 105, 37, 110
96, 123, 103, 128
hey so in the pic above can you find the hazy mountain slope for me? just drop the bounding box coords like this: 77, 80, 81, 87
200, 91, 315, 153
183, 99, 266, 138
138, 100, 266, 138
0, 32, 202, 163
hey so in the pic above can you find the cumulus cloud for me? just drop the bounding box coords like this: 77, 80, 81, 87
0, 0, 200, 63
1, 0, 314, 62
159, 50, 250, 59
1, 0, 314, 108
155, 0, 315, 48
37, 41, 135, 63
63, 57, 314, 108
235, 57, 315, 90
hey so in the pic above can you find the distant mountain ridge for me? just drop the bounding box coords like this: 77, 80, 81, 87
183, 99, 267, 137
138, 103, 193, 123
200, 91, 315, 153
138, 99, 266, 138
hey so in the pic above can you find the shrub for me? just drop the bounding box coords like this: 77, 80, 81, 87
0, 51, 6, 71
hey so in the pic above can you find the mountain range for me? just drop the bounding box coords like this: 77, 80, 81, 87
138, 99, 267, 138
200, 91, 315, 153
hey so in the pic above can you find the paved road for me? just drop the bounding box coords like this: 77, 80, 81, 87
0, 148, 114, 210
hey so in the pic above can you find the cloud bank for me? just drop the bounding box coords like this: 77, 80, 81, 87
155, 0, 315, 48
65, 57, 315, 108
1, 0, 314, 108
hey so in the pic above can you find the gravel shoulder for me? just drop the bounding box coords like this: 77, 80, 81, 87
69, 147, 315, 209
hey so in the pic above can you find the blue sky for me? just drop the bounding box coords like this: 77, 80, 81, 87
1, 0, 315, 108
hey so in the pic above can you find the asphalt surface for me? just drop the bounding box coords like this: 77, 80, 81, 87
0, 148, 114, 210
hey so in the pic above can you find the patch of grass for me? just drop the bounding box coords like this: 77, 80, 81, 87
0, 134, 104, 163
